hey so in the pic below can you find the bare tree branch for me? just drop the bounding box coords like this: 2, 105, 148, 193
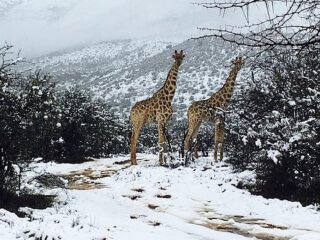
194, 0, 320, 56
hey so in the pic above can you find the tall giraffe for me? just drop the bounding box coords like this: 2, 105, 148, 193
130, 50, 185, 165
183, 57, 244, 160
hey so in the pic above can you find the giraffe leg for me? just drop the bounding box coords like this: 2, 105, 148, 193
193, 143, 199, 159
183, 129, 192, 154
214, 124, 219, 162
184, 120, 201, 152
190, 122, 201, 157
130, 121, 143, 165
214, 140, 218, 162
214, 118, 225, 162
184, 121, 201, 166
220, 135, 225, 161
157, 121, 167, 165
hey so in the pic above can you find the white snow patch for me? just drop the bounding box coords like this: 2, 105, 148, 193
289, 134, 302, 143
267, 150, 281, 164
0, 154, 320, 240
288, 100, 296, 106
255, 139, 261, 148
242, 136, 248, 145
272, 110, 280, 117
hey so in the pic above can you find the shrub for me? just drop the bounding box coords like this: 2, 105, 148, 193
0, 45, 60, 206
56, 87, 129, 162
227, 47, 320, 205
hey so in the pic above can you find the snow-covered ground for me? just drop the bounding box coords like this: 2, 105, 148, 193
1, 154, 320, 240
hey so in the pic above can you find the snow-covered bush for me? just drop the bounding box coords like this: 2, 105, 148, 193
0, 45, 60, 206
0, 45, 129, 209
18, 72, 60, 162
56, 87, 129, 163
227, 47, 320, 204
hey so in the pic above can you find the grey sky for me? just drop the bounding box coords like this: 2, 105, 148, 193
0, 0, 284, 58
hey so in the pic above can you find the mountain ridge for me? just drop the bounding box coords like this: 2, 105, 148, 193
22, 38, 249, 119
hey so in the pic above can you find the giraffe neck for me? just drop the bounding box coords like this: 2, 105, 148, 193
158, 62, 180, 102
210, 65, 240, 107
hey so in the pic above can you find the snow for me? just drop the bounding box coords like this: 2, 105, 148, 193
1, 154, 320, 240
242, 136, 248, 145
17, 37, 248, 119
272, 110, 280, 117
289, 134, 302, 143
29, 40, 171, 71
255, 138, 261, 148
288, 100, 296, 106
267, 150, 281, 164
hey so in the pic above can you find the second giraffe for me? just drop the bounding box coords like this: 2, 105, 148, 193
184, 57, 244, 161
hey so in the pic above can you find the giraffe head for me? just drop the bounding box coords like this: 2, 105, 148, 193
231, 57, 245, 71
172, 50, 185, 66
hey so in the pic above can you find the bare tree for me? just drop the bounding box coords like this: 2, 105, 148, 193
195, 0, 320, 55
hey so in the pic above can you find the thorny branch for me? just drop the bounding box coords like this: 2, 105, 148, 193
194, 0, 320, 56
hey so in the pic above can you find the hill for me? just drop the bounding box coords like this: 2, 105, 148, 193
23, 38, 249, 119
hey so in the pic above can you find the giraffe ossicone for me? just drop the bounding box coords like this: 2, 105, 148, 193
130, 50, 185, 165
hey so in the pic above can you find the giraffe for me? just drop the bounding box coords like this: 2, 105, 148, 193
130, 50, 185, 165
183, 56, 244, 161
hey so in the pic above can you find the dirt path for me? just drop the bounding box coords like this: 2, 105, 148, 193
189, 207, 290, 240
57, 159, 304, 240
60, 159, 132, 190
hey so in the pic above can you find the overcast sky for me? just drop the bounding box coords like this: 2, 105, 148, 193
0, 0, 283, 58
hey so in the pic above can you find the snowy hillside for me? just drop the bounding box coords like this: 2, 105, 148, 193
23, 38, 248, 118
26, 39, 173, 86
1, 154, 320, 240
